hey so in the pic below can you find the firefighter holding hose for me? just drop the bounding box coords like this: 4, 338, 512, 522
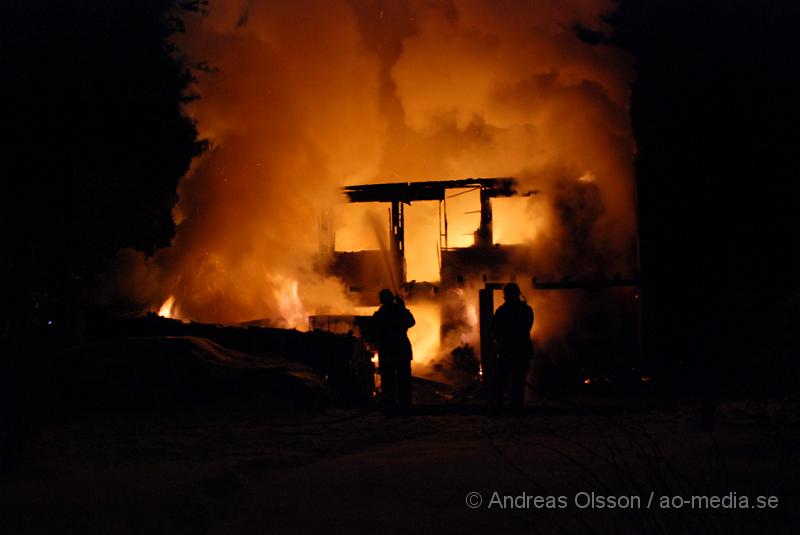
371, 289, 415, 410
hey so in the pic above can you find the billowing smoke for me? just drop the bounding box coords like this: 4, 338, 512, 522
111, 0, 636, 334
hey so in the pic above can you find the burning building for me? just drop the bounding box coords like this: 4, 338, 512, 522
315, 175, 639, 382
109, 0, 639, 386
331, 177, 522, 295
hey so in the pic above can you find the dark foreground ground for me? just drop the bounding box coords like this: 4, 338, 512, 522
3, 391, 799, 535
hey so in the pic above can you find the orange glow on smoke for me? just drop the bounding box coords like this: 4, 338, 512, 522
441, 188, 482, 249
406, 302, 442, 370
403, 203, 442, 282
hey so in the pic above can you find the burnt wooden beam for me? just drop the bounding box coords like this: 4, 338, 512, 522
342, 177, 517, 204
531, 277, 640, 290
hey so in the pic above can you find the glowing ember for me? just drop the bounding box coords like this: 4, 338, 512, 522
371, 353, 381, 391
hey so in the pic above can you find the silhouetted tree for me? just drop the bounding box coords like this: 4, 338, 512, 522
611, 0, 800, 395
1, 0, 207, 338
0, 0, 207, 464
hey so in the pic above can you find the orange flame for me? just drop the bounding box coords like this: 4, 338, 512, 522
271, 276, 307, 330
158, 295, 176, 319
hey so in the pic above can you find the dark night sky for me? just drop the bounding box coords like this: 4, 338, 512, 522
612, 0, 800, 373
2, 0, 799, 381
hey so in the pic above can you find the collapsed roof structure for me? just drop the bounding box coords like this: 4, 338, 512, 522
333, 177, 525, 295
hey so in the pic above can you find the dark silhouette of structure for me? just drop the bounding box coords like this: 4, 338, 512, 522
490, 282, 534, 407
371, 289, 415, 408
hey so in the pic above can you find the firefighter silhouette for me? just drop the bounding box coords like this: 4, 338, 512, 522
371, 289, 415, 408
490, 282, 534, 407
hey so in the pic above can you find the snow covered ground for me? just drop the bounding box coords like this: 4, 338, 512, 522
3, 396, 798, 534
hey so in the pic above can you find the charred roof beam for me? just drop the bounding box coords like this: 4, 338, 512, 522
342, 177, 518, 204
